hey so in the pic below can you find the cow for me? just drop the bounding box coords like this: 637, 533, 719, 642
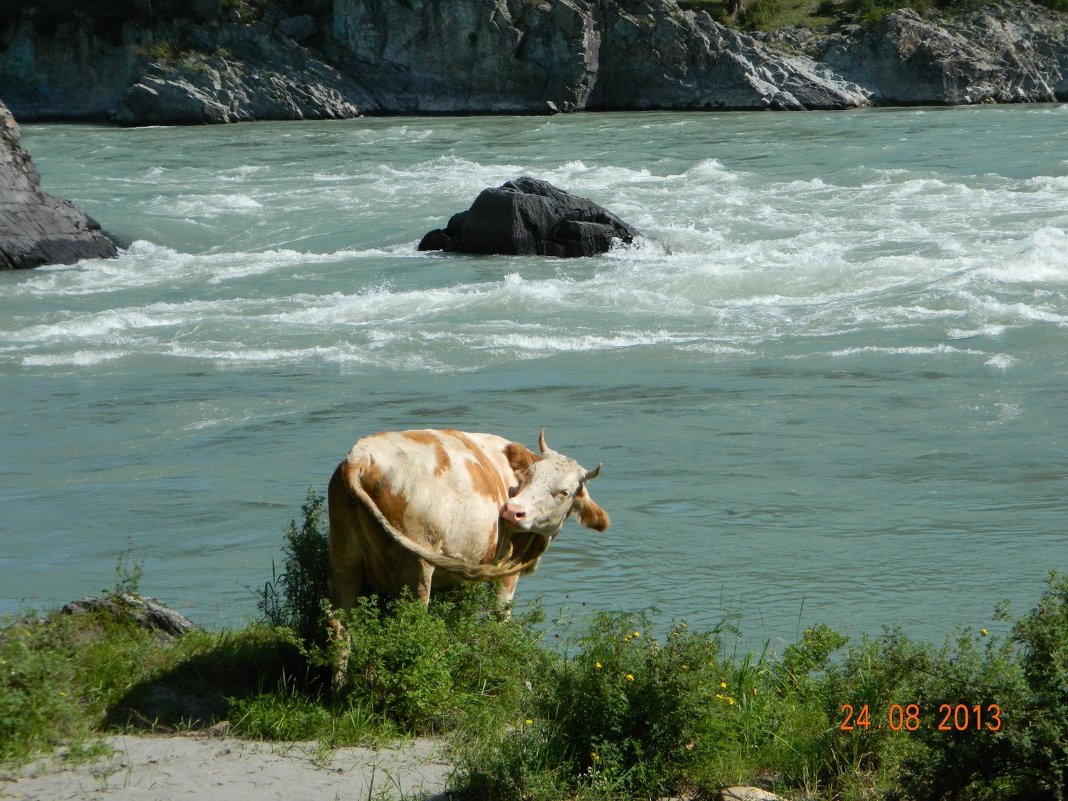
327, 428, 609, 612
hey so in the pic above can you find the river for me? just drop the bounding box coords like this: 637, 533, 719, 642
2, 106, 1066, 649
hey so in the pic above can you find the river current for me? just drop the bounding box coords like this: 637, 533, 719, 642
2, 107, 1066, 648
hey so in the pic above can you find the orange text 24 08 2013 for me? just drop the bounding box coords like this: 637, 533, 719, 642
839, 703, 1002, 733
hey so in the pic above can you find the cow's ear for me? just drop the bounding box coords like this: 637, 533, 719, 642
504, 443, 540, 475
572, 490, 610, 532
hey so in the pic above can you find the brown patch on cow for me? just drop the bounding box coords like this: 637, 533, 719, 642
346, 458, 409, 532
433, 445, 451, 476
400, 430, 439, 447
572, 489, 610, 532
400, 431, 454, 476
465, 459, 502, 503
445, 430, 507, 504
503, 442, 541, 476
481, 522, 500, 564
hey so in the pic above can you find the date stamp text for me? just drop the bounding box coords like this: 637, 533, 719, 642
839, 703, 1002, 732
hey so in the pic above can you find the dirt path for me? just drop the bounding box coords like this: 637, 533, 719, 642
1, 734, 451, 800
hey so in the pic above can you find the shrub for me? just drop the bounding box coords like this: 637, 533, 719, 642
1011, 572, 1068, 800
258, 489, 331, 647
894, 627, 1029, 800
739, 0, 788, 30
0, 606, 171, 764
331, 586, 548, 735
459, 612, 749, 800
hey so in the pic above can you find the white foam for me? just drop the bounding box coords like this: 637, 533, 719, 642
985, 354, 1017, 371
23, 350, 127, 367
152, 193, 263, 218
822, 344, 988, 359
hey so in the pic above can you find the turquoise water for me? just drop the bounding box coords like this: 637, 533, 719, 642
2, 107, 1067, 649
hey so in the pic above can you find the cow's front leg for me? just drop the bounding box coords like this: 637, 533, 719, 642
495, 574, 519, 619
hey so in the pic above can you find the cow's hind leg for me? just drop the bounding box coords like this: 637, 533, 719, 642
413, 561, 434, 606
329, 560, 362, 613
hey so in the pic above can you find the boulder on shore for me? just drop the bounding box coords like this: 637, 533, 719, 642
0, 98, 117, 269
418, 177, 640, 258
62, 593, 199, 640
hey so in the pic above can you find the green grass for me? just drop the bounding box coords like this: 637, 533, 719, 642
3, 497, 1068, 801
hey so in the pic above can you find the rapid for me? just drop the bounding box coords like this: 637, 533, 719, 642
2, 106, 1066, 647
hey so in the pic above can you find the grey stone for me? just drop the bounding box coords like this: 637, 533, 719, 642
0, 99, 117, 269
419, 177, 639, 257
722, 787, 783, 801
61, 594, 199, 639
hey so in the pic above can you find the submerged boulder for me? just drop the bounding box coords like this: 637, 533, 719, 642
0, 99, 117, 269
419, 177, 639, 258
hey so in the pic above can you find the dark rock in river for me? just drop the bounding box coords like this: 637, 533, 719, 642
419, 177, 640, 257
0, 99, 117, 269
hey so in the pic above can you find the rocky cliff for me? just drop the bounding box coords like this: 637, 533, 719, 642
0, 0, 1065, 123
0, 99, 117, 269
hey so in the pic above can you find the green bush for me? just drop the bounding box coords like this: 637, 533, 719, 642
739, 0, 788, 29
460, 612, 754, 800
0, 607, 171, 764
1011, 572, 1068, 800
332, 586, 547, 734
258, 489, 331, 647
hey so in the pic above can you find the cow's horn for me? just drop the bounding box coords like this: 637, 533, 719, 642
538, 428, 549, 454
584, 463, 602, 481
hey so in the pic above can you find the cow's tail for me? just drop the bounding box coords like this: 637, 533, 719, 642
341, 461, 536, 580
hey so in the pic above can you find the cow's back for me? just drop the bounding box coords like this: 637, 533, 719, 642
333, 430, 515, 587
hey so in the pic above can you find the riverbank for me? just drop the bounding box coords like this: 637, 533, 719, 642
1, 0, 1065, 124
3, 550, 1067, 800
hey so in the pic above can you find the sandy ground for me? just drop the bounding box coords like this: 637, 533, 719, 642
1, 734, 452, 801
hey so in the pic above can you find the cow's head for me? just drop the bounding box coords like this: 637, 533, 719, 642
500, 430, 610, 536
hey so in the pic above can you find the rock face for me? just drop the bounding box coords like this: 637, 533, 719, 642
0, 12, 375, 124
418, 177, 639, 257
327, 0, 866, 112
113, 21, 375, 125
818, 5, 1068, 104
0, 99, 117, 269
0, 0, 1066, 123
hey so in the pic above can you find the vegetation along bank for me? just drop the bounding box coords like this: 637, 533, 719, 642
0, 0, 1067, 124
2, 493, 1067, 800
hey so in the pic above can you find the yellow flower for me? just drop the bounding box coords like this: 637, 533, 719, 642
632, 631, 641, 638
981, 628, 989, 636
525, 718, 533, 726
591, 751, 601, 763
719, 681, 727, 689
595, 661, 603, 669
625, 673, 635, 681
728, 697, 735, 705
681, 664, 689, 671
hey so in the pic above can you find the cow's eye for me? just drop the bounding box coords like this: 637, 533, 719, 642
508, 485, 519, 498
554, 489, 570, 500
